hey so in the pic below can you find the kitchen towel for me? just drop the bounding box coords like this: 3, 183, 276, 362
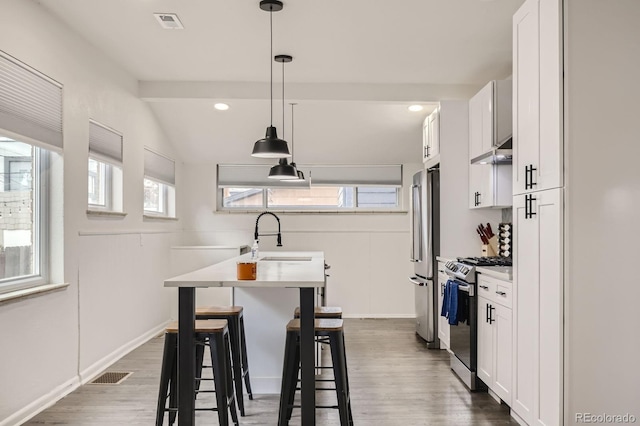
440, 280, 459, 325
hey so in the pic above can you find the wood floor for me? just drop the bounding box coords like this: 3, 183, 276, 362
26, 319, 516, 425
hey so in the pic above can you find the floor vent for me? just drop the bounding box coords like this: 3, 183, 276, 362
89, 371, 132, 385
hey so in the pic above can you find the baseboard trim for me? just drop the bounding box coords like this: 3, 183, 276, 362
0, 321, 170, 426
342, 314, 416, 319
0, 376, 80, 426
79, 321, 170, 384
511, 409, 528, 425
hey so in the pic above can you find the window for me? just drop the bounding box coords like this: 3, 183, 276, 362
217, 164, 402, 211
88, 120, 123, 212
0, 51, 62, 294
0, 137, 49, 291
143, 148, 176, 218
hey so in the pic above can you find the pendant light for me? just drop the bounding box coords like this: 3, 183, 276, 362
284, 102, 306, 182
251, 0, 292, 159
268, 54, 298, 179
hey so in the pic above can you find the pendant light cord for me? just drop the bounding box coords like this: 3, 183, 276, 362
282, 60, 285, 139
290, 103, 295, 160
269, 9, 273, 126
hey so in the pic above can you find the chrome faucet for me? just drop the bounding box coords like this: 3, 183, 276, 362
254, 211, 282, 247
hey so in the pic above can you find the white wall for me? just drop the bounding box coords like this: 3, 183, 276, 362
0, 1, 181, 424
182, 163, 419, 318
564, 1, 640, 423
439, 100, 503, 259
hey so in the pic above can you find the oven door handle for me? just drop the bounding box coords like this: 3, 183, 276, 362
456, 283, 474, 297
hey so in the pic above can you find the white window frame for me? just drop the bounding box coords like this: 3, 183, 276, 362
88, 157, 111, 210
143, 147, 176, 219
0, 142, 49, 294
217, 164, 403, 213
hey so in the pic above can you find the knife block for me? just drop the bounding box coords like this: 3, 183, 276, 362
482, 236, 499, 257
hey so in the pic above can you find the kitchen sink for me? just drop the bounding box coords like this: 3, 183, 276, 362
260, 256, 312, 261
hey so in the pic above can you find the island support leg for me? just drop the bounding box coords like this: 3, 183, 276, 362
178, 287, 196, 426
299, 287, 316, 425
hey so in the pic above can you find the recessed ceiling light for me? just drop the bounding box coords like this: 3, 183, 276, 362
214, 103, 229, 111
408, 105, 424, 112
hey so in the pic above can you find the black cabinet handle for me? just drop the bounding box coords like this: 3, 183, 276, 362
479, 285, 489, 290
426, 145, 430, 157
496, 291, 507, 296
474, 192, 481, 207
486, 303, 490, 323
489, 305, 495, 324
525, 164, 538, 190
525, 194, 537, 219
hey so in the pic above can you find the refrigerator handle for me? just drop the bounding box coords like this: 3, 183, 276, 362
409, 184, 422, 262
425, 172, 433, 277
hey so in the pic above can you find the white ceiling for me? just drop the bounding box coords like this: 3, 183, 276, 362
35, 0, 523, 164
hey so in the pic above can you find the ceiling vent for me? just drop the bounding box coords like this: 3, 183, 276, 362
154, 13, 184, 30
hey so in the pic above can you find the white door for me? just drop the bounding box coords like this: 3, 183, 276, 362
512, 192, 538, 423
469, 90, 484, 160
513, 0, 540, 195
493, 304, 513, 405
477, 296, 493, 386
422, 116, 430, 162
479, 82, 494, 154
469, 164, 494, 209
535, 187, 563, 426
428, 108, 440, 158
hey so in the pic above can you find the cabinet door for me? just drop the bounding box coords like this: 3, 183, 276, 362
469, 90, 484, 160
480, 83, 494, 154
513, 0, 563, 195
469, 164, 494, 209
477, 297, 494, 386
428, 108, 440, 158
422, 116, 430, 163
512, 192, 538, 423
536, 187, 563, 426
493, 304, 513, 405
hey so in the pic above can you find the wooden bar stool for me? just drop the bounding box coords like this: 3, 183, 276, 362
293, 306, 343, 319
155, 320, 239, 426
196, 306, 253, 416
277, 319, 353, 426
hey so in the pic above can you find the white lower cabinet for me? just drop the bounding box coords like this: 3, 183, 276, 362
513, 188, 563, 425
477, 274, 513, 406
437, 263, 450, 349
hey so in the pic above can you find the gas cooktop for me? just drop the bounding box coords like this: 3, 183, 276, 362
457, 257, 513, 267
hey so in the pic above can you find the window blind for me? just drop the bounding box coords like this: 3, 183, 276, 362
217, 164, 402, 188
89, 120, 122, 166
309, 165, 402, 187
217, 164, 309, 188
144, 148, 175, 185
0, 51, 63, 151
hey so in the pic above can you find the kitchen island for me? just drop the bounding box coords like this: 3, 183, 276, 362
164, 251, 326, 426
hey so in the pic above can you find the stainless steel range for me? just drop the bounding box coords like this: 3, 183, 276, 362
443, 257, 512, 390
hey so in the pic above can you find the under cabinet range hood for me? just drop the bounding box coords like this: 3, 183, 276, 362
471, 139, 512, 165
469, 80, 513, 165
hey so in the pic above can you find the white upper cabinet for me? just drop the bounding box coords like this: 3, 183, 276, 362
422, 107, 440, 163
513, 0, 563, 195
469, 163, 512, 209
469, 80, 513, 162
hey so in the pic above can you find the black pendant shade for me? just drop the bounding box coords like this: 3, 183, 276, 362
252, 126, 291, 158
286, 161, 305, 181
268, 158, 298, 179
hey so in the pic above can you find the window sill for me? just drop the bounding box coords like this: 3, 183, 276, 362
143, 214, 179, 221
0, 282, 69, 304
87, 209, 128, 218
214, 209, 408, 215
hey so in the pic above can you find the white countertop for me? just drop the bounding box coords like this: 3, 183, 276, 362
164, 251, 326, 288
476, 266, 513, 282
436, 256, 455, 263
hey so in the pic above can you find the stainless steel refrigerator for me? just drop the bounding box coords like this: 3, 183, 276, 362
408, 168, 440, 348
